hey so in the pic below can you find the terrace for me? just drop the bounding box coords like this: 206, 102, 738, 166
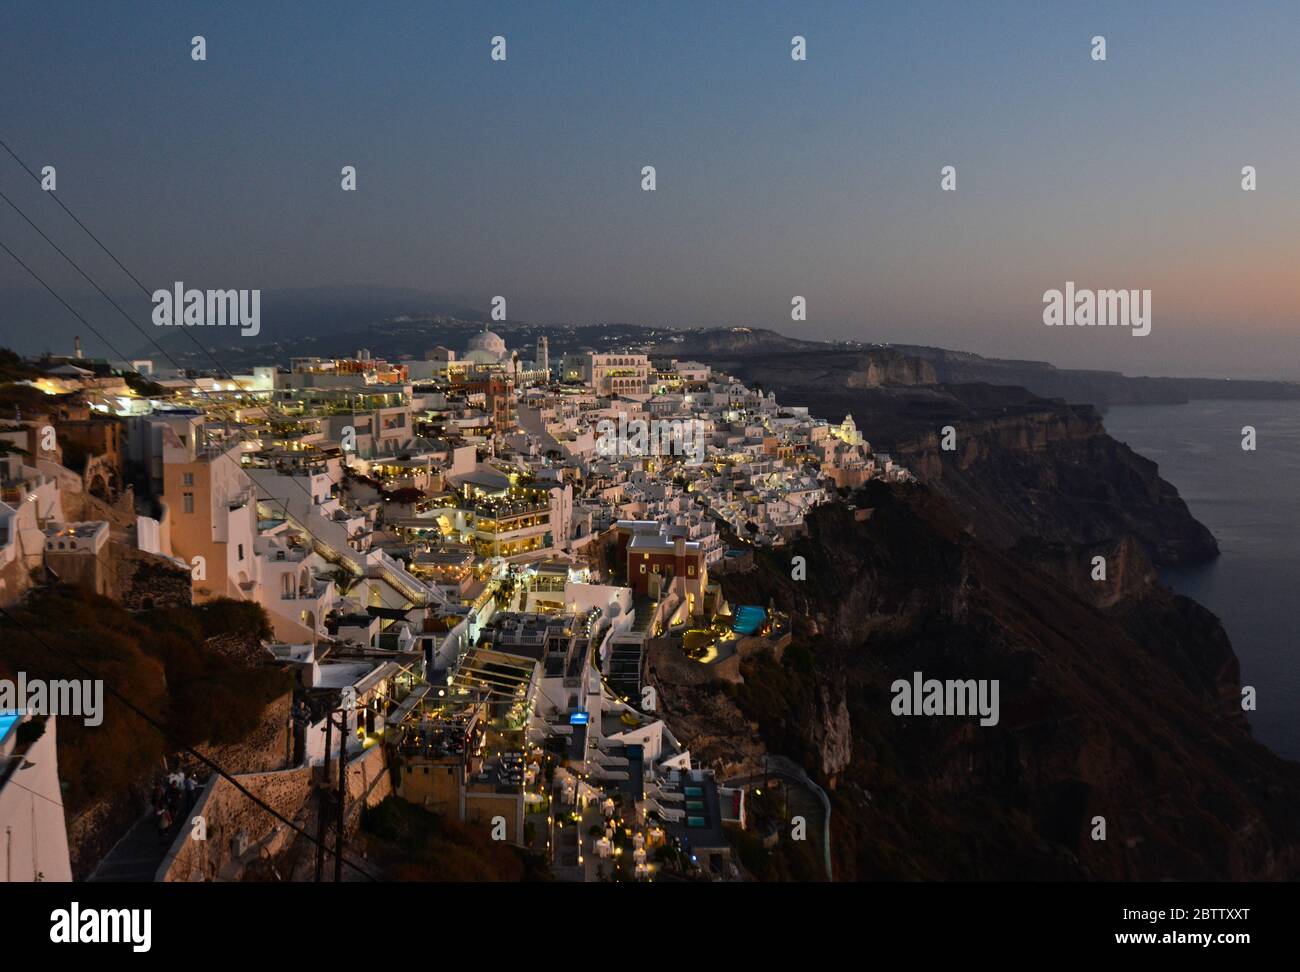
446, 646, 539, 731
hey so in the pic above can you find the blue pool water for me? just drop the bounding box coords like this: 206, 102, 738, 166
733, 605, 766, 636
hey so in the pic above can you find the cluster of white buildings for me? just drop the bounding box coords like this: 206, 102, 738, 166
0, 325, 905, 882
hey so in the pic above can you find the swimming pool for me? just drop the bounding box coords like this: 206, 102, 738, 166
687, 816, 707, 827
0, 712, 19, 745
732, 605, 766, 636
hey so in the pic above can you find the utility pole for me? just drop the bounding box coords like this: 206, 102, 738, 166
334, 710, 347, 882
314, 710, 332, 882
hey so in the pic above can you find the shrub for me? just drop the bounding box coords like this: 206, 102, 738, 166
0, 586, 286, 812
194, 598, 273, 641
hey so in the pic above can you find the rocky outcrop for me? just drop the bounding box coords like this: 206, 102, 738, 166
808, 680, 853, 784
886, 399, 1219, 568
111, 543, 192, 610
1013, 534, 1155, 608
697, 347, 1218, 570
849, 350, 936, 388
710, 484, 1300, 880
666, 328, 1300, 407
653, 342, 1278, 880
191, 690, 293, 777
646, 640, 767, 775
890, 344, 1300, 407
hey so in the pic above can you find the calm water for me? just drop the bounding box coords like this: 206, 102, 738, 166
1104, 401, 1300, 762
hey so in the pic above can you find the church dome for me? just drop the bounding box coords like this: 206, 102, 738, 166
466, 328, 507, 360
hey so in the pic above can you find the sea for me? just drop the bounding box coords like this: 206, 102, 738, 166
1104, 400, 1300, 762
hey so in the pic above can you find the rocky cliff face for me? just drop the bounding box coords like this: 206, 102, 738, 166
666, 329, 1300, 407
698, 347, 937, 396
701, 348, 1217, 570
884, 398, 1218, 568
890, 344, 1300, 407
656, 340, 1293, 880
706, 484, 1300, 880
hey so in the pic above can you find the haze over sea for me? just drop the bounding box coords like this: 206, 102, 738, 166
1105, 400, 1300, 761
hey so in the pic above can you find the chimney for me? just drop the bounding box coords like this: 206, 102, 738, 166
74, 336, 83, 359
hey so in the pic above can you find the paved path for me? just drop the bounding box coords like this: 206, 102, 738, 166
87, 809, 181, 882
723, 757, 833, 881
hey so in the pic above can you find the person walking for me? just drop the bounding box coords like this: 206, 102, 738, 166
156, 805, 173, 842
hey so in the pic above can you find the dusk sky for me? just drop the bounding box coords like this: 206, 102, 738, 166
3, 0, 1300, 377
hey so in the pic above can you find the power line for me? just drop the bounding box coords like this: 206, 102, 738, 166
0, 601, 381, 881
0, 135, 484, 884
0, 161, 411, 884
0, 766, 65, 811
0, 142, 444, 607
0, 136, 156, 299
2, 133, 371, 451
0, 196, 379, 598
0, 232, 383, 881
0, 240, 388, 876
0, 180, 355, 559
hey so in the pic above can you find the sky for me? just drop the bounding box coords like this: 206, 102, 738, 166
2, 0, 1300, 377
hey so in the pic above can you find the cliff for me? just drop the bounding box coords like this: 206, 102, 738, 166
662, 329, 1300, 407
639, 341, 1299, 880
891, 344, 1300, 407
698, 346, 1218, 569
882, 396, 1218, 569
698, 484, 1300, 880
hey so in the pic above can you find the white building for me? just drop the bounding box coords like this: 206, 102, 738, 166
0, 713, 73, 882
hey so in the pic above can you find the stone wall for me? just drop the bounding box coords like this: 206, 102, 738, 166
322, 741, 394, 827
712, 549, 753, 574
112, 543, 192, 610
156, 764, 313, 882
67, 693, 289, 879
59, 482, 136, 531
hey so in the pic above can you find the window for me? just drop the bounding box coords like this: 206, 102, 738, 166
182, 492, 194, 513
182, 472, 194, 486
688, 565, 695, 576
237, 543, 244, 561
639, 564, 646, 574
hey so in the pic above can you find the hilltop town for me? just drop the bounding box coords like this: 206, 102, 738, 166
0, 327, 911, 882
